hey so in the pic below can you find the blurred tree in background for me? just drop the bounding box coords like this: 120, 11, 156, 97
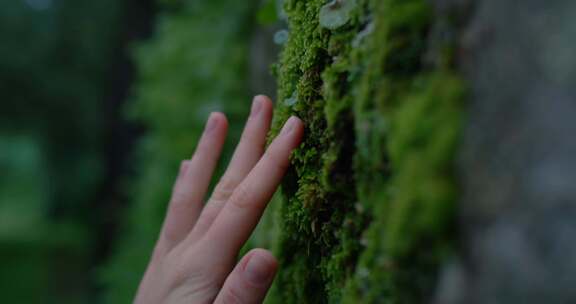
0, 0, 153, 302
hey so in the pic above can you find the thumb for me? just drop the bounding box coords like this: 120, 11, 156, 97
214, 249, 277, 304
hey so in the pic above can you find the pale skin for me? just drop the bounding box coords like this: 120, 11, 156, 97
135, 95, 304, 304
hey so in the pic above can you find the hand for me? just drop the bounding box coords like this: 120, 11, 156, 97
134, 96, 304, 304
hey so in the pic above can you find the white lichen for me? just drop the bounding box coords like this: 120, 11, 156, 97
357, 266, 370, 279
284, 91, 298, 106
319, 0, 357, 30
352, 21, 375, 48
274, 29, 290, 45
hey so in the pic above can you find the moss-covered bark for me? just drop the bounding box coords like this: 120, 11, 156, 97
262, 0, 465, 302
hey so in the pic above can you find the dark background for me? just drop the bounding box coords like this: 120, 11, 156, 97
0, 0, 154, 302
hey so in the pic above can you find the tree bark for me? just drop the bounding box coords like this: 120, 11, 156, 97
434, 1, 576, 303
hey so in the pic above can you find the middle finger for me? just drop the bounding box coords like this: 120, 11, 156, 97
185, 95, 273, 243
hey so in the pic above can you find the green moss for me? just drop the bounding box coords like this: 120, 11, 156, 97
267, 0, 465, 302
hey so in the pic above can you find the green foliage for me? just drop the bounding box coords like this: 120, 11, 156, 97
100, 1, 260, 302
256, 0, 280, 25
263, 0, 465, 302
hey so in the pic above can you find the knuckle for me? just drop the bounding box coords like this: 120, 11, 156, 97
163, 201, 192, 243
211, 175, 240, 202
220, 286, 245, 304
178, 160, 190, 177
169, 186, 189, 206
170, 257, 217, 290
162, 227, 180, 246
194, 206, 219, 232
160, 251, 190, 287
168, 195, 189, 213
241, 128, 259, 143
150, 249, 225, 302
242, 129, 267, 150
150, 243, 168, 263
229, 184, 254, 209
264, 148, 290, 174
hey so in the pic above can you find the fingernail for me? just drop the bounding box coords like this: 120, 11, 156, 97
244, 255, 274, 285
205, 113, 219, 133
281, 116, 299, 135
251, 96, 263, 117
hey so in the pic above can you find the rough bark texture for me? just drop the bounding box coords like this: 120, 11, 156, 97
434, 1, 576, 303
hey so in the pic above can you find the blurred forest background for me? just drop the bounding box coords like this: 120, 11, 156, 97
0, 0, 281, 303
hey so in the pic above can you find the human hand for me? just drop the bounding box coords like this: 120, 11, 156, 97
134, 96, 304, 304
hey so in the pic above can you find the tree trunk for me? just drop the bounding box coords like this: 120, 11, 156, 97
265, 0, 576, 303
435, 1, 576, 303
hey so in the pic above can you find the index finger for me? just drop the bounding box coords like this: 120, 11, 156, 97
201, 116, 304, 257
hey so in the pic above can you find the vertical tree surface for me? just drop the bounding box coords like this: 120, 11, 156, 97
262, 0, 462, 302
434, 1, 576, 303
